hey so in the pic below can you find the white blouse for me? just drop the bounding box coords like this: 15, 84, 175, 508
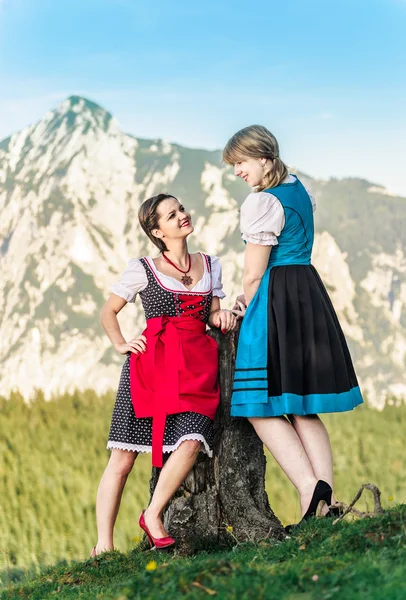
112, 253, 226, 302
240, 174, 316, 246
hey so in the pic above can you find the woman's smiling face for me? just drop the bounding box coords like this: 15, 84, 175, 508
233, 156, 265, 187
153, 197, 194, 244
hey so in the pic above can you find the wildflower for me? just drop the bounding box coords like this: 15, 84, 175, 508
312, 575, 319, 582
388, 496, 393, 502
145, 560, 157, 571
226, 525, 233, 533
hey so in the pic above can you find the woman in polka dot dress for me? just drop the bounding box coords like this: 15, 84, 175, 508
92, 193, 237, 555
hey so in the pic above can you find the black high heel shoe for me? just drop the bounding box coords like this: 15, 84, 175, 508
285, 480, 333, 533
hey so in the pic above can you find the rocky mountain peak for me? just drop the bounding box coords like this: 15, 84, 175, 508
49, 95, 115, 134
0, 96, 132, 214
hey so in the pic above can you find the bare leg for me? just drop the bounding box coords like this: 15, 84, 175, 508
249, 416, 319, 517
95, 449, 137, 554
289, 414, 337, 505
143, 440, 201, 537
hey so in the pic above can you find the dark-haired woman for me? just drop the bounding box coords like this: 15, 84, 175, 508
91, 194, 236, 555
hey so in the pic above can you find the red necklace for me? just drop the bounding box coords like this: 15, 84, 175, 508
162, 252, 193, 286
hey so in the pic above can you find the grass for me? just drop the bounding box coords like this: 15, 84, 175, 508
0, 391, 404, 581
2, 506, 405, 599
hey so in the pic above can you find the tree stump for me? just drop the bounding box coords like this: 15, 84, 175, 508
148, 327, 286, 553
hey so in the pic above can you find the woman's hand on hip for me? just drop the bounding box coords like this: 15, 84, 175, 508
115, 335, 147, 355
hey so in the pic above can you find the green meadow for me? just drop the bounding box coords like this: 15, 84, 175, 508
2, 507, 406, 599
0, 391, 404, 585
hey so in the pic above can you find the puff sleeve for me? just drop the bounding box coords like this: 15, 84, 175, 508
240, 192, 285, 246
210, 256, 226, 299
111, 259, 148, 302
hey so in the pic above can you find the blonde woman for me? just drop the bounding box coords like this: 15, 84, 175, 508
224, 126, 363, 530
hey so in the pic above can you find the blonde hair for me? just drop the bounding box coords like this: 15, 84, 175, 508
223, 125, 288, 191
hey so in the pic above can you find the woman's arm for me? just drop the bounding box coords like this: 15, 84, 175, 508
243, 243, 272, 305
100, 294, 146, 354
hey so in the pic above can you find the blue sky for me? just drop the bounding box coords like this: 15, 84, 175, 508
0, 0, 405, 194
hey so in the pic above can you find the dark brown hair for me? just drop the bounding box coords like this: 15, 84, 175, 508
138, 193, 177, 252
223, 125, 288, 191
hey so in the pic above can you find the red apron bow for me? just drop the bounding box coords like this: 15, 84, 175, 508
130, 315, 207, 467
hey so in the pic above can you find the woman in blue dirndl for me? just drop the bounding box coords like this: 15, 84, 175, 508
223, 126, 363, 529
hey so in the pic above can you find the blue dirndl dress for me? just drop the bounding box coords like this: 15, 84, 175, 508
231, 176, 363, 418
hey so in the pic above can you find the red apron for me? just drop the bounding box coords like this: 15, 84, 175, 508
129, 315, 220, 467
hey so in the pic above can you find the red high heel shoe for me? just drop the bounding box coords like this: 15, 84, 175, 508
138, 510, 176, 550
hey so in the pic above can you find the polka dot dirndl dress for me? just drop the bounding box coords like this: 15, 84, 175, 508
107, 254, 220, 464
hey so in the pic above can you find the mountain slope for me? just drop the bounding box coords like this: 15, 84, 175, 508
0, 95, 405, 405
